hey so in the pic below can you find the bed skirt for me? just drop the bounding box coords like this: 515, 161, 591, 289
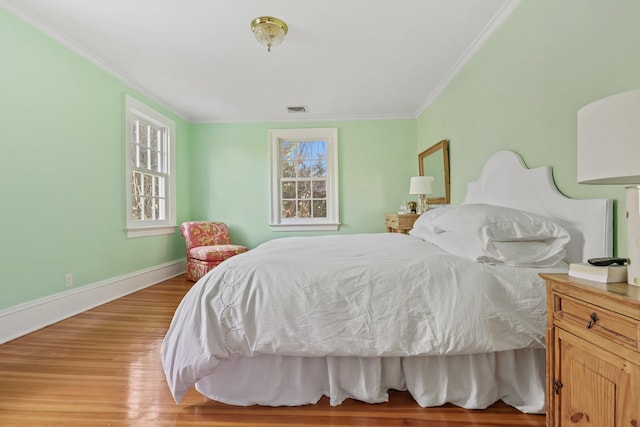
193, 348, 546, 414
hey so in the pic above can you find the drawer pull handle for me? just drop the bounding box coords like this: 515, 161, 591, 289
586, 312, 599, 329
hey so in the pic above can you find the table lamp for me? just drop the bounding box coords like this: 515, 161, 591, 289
577, 89, 640, 286
409, 176, 434, 214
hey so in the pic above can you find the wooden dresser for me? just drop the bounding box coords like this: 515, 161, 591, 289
540, 273, 640, 426
385, 213, 419, 234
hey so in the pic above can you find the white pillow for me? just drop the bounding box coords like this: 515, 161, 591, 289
431, 231, 567, 267
423, 203, 570, 267
433, 203, 570, 243
408, 207, 450, 241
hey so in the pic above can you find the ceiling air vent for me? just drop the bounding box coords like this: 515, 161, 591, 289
287, 106, 307, 113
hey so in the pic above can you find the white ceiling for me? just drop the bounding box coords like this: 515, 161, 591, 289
1, 0, 519, 123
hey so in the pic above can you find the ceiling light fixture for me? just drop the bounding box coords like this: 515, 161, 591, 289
251, 16, 288, 52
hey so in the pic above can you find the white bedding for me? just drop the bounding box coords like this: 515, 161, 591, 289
162, 232, 566, 404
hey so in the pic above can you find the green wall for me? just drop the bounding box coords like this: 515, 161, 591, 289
417, 0, 640, 256
189, 120, 416, 248
0, 8, 192, 310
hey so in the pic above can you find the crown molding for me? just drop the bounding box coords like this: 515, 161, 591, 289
415, 0, 522, 118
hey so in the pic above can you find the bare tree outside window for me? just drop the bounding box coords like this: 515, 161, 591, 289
280, 140, 327, 218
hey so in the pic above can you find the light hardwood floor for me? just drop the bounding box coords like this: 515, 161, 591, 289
0, 275, 545, 426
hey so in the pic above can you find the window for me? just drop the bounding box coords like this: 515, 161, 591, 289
125, 95, 176, 238
269, 128, 340, 231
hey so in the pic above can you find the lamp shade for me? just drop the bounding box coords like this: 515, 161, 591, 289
577, 89, 640, 286
409, 176, 434, 195
577, 89, 640, 184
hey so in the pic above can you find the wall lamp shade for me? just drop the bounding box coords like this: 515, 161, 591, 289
577, 89, 640, 286
251, 16, 288, 52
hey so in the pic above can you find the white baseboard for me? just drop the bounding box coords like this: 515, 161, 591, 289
0, 259, 186, 345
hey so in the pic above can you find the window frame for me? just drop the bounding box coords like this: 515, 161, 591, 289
124, 95, 176, 238
269, 128, 340, 231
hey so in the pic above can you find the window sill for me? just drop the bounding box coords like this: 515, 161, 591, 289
126, 225, 177, 238
269, 223, 340, 232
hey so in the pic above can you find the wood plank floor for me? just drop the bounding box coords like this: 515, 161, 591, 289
0, 275, 546, 426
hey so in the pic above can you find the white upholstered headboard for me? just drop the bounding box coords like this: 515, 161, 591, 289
462, 151, 613, 263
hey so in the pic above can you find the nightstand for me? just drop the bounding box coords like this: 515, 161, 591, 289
540, 273, 640, 427
385, 213, 419, 234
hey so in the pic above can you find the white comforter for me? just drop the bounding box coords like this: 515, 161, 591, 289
162, 233, 553, 402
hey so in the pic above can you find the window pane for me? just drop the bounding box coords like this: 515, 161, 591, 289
157, 152, 166, 174
151, 176, 158, 197
143, 173, 153, 197
313, 200, 327, 218
150, 149, 159, 171
144, 195, 153, 220
282, 200, 296, 218
282, 181, 295, 199
293, 143, 305, 176
131, 118, 139, 143
297, 181, 311, 199
157, 198, 165, 220
281, 141, 294, 158
132, 196, 142, 220
132, 172, 142, 196
312, 181, 326, 198
282, 159, 295, 178
158, 175, 166, 198
151, 197, 159, 220
307, 141, 317, 159
140, 147, 149, 169
316, 140, 326, 154
130, 142, 138, 167
139, 122, 149, 147
297, 200, 311, 218
293, 155, 305, 177
313, 158, 327, 177
150, 128, 160, 151
297, 161, 311, 177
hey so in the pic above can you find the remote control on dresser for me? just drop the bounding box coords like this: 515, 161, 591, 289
586, 257, 628, 266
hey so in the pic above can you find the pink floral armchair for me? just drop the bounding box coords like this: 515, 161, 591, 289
180, 221, 249, 281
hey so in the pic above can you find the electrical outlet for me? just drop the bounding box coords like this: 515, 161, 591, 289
65, 273, 73, 288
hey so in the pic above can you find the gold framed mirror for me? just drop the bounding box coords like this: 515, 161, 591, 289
418, 139, 450, 205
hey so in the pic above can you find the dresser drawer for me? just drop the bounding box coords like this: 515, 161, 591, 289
385, 213, 418, 229
554, 293, 640, 352
385, 214, 399, 228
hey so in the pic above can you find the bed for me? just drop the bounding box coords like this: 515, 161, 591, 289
162, 151, 612, 413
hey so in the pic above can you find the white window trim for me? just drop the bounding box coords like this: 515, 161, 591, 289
124, 95, 177, 238
269, 128, 340, 231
